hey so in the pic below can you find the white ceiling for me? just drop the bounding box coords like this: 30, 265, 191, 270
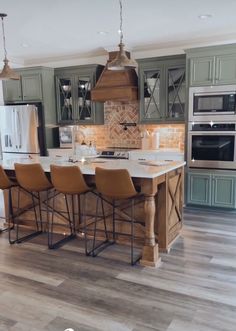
1, 0, 236, 67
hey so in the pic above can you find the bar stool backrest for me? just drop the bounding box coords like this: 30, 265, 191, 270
0, 165, 13, 190
95, 167, 137, 200
50, 165, 89, 194
14, 163, 52, 192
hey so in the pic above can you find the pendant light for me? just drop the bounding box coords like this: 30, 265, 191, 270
108, 0, 137, 71
0, 13, 20, 80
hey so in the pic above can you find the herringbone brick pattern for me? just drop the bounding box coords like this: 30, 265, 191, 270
79, 101, 185, 150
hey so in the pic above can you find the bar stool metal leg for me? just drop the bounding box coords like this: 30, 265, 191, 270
131, 198, 134, 265
8, 187, 16, 244
85, 193, 111, 257
112, 199, 116, 242
48, 191, 76, 249
101, 196, 109, 241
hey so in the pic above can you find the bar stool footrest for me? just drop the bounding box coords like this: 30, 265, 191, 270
16, 230, 43, 244
87, 239, 114, 257
48, 233, 76, 249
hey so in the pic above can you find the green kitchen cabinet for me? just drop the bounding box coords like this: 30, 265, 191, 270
187, 172, 211, 206
186, 44, 236, 86
189, 56, 214, 86
2, 67, 57, 151
216, 54, 236, 85
3, 70, 43, 102
3, 79, 22, 102
212, 175, 236, 208
187, 169, 236, 209
55, 64, 104, 125
138, 55, 186, 124
21, 73, 42, 100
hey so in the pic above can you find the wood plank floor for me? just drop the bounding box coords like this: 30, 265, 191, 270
0, 207, 236, 331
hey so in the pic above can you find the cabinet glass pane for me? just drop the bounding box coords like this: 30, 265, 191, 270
77, 77, 92, 120
167, 67, 185, 119
58, 78, 73, 121
143, 70, 161, 119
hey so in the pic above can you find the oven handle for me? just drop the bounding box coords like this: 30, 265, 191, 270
194, 91, 236, 96
189, 131, 236, 135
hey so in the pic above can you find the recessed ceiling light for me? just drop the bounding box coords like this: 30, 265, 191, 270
97, 31, 109, 35
21, 43, 29, 48
198, 14, 213, 19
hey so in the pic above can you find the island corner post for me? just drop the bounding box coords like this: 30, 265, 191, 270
139, 166, 184, 267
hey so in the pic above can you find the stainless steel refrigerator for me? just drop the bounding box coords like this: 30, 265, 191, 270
0, 104, 45, 158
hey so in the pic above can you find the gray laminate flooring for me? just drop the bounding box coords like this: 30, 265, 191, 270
0, 207, 236, 331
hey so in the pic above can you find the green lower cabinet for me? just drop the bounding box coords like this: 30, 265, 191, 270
187, 172, 211, 206
187, 170, 236, 209
212, 175, 236, 208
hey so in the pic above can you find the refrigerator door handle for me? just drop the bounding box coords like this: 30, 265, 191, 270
16, 109, 22, 149
4, 135, 8, 147
13, 109, 18, 150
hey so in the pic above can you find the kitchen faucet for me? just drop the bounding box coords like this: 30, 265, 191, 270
72, 126, 86, 155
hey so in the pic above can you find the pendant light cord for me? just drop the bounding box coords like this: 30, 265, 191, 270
119, 0, 123, 44
1, 16, 7, 60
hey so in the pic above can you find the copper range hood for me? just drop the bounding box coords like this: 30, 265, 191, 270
91, 51, 138, 102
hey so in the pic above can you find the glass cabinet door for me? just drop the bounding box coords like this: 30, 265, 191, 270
142, 69, 162, 120
76, 76, 93, 121
167, 66, 185, 120
57, 77, 74, 122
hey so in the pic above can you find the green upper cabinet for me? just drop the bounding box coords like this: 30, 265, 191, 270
186, 44, 236, 86
55, 64, 104, 125
190, 56, 214, 86
3, 70, 43, 102
3, 79, 22, 102
21, 73, 42, 100
138, 55, 186, 124
55, 74, 74, 123
140, 65, 164, 122
215, 54, 236, 85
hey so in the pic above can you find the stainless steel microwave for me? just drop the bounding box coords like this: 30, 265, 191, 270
189, 85, 236, 122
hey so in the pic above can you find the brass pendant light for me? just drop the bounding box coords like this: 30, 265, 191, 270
108, 0, 137, 71
0, 13, 20, 80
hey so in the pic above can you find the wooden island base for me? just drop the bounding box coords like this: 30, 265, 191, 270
4, 164, 184, 267
140, 244, 161, 267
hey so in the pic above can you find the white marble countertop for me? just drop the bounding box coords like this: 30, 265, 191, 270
129, 148, 184, 153
0, 156, 186, 179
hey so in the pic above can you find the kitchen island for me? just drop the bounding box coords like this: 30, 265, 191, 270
1, 156, 185, 267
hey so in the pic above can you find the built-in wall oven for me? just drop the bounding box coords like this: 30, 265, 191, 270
188, 122, 236, 169
189, 85, 236, 122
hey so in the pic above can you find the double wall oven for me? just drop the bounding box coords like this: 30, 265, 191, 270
188, 85, 236, 170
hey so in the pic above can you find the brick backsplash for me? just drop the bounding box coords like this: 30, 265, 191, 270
79, 101, 185, 150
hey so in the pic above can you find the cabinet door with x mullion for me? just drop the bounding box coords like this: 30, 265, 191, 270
74, 73, 95, 123
56, 75, 75, 123
166, 63, 186, 121
140, 65, 165, 123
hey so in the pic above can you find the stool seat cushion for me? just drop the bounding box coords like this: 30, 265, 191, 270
50, 165, 90, 195
0, 165, 15, 190
95, 167, 138, 200
14, 163, 52, 192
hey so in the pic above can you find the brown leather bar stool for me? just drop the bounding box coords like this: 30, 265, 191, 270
94, 167, 142, 265
0, 165, 17, 237
13, 163, 53, 244
50, 164, 107, 251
